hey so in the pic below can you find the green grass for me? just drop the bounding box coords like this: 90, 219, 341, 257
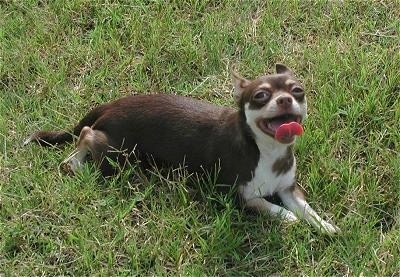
1, 0, 400, 275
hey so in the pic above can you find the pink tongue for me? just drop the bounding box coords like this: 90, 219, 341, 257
275, 122, 304, 143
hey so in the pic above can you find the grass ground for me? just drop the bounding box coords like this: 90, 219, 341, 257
1, 0, 400, 275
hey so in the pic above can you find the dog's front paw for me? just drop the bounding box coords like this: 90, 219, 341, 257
319, 221, 341, 235
280, 210, 299, 223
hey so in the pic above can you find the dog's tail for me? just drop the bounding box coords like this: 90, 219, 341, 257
23, 130, 74, 147
24, 105, 107, 147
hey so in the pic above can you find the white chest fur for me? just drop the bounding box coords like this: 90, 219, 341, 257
241, 103, 298, 201
240, 143, 297, 201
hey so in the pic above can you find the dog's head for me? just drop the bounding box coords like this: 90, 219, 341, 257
233, 64, 307, 145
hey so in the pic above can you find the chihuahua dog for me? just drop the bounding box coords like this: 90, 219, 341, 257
25, 64, 339, 234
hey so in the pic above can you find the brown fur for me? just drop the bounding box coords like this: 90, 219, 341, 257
272, 146, 294, 175
30, 94, 260, 182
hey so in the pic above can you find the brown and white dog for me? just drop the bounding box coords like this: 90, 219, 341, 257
25, 64, 339, 234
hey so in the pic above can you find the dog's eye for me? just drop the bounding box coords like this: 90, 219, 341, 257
291, 87, 304, 94
291, 87, 305, 100
253, 91, 271, 102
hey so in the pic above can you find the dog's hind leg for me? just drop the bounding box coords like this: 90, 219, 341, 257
62, 126, 110, 175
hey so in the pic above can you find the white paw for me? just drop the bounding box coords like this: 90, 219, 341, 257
280, 210, 299, 222
61, 152, 85, 175
319, 221, 341, 235
69, 157, 84, 173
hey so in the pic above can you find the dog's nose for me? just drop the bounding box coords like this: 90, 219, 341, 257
276, 96, 293, 109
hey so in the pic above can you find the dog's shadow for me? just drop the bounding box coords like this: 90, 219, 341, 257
73, 163, 291, 274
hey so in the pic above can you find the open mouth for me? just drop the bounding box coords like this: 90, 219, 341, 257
258, 114, 303, 143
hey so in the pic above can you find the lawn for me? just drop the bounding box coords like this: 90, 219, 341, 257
1, 0, 400, 275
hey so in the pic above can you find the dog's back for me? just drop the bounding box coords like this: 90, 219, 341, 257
91, 94, 258, 181
28, 94, 259, 182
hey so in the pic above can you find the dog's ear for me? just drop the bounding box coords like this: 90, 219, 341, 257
232, 68, 250, 102
276, 63, 294, 75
